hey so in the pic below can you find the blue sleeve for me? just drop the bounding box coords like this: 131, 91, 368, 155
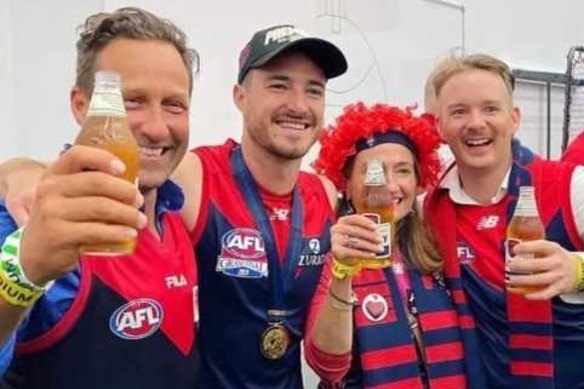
0, 199, 18, 244
0, 199, 19, 374
0, 334, 15, 375
0, 199, 79, 375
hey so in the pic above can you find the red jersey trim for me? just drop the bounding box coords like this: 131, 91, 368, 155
17, 261, 93, 354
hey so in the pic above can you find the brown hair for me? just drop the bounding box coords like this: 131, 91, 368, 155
75, 7, 200, 94
432, 53, 515, 100
394, 205, 442, 273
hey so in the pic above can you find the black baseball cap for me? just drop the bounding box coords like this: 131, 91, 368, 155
237, 24, 348, 84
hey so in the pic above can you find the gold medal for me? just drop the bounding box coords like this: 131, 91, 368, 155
260, 323, 290, 360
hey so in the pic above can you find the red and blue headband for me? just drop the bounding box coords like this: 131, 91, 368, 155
313, 102, 442, 190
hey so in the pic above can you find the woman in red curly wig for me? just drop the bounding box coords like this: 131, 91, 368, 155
305, 102, 487, 389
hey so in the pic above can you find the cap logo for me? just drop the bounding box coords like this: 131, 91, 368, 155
263, 26, 305, 46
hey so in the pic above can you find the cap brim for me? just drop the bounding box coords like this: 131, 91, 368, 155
249, 37, 348, 81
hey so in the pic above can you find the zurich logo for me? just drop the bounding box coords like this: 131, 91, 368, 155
109, 299, 164, 340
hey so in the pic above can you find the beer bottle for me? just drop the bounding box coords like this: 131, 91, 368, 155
74, 70, 139, 255
356, 159, 394, 269
505, 186, 546, 294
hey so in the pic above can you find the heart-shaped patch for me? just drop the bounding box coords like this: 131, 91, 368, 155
362, 293, 388, 322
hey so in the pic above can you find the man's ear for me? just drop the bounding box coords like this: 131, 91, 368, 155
511, 106, 521, 135
233, 83, 246, 112
70, 87, 90, 126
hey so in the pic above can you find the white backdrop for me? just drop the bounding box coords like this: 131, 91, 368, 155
2, 0, 583, 165
1, 0, 583, 386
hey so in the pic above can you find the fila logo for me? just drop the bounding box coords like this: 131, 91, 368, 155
477, 215, 500, 230
264, 26, 304, 45
166, 274, 187, 289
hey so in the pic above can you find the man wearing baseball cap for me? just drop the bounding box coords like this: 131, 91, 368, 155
173, 24, 348, 388
0, 23, 348, 388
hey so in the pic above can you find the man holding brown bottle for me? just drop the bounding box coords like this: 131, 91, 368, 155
425, 53, 584, 389
0, 7, 200, 389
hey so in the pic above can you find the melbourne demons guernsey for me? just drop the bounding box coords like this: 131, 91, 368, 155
562, 130, 584, 164
426, 141, 584, 389
192, 140, 334, 388
2, 189, 198, 389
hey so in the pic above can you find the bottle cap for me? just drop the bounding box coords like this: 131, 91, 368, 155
94, 71, 121, 87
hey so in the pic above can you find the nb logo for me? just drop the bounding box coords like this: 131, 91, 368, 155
270, 208, 290, 222
477, 215, 499, 230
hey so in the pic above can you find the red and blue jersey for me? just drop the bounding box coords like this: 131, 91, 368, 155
426, 140, 584, 389
562, 130, 584, 164
191, 140, 334, 389
0, 181, 199, 389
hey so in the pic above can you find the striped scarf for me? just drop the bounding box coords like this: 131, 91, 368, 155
352, 249, 474, 388
425, 139, 583, 389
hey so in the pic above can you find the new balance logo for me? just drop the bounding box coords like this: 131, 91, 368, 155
270, 208, 290, 221
477, 215, 499, 230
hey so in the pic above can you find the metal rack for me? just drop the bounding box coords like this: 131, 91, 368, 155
512, 69, 565, 158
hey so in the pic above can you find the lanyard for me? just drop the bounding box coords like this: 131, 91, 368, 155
231, 147, 304, 321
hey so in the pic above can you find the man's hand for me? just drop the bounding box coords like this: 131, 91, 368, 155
19, 146, 146, 286
1, 158, 46, 226
330, 214, 382, 266
507, 240, 579, 300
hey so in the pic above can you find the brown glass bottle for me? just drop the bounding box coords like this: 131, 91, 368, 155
355, 159, 394, 269
505, 186, 546, 294
74, 71, 139, 255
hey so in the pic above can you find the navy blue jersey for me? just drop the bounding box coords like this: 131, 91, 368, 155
1, 190, 199, 389
427, 142, 584, 389
192, 140, 334, 388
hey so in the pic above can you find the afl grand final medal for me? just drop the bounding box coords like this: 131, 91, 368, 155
260, 323, 290, 360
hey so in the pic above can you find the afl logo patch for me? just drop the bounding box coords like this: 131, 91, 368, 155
221, 228, 265, 258
217, 228, 268, 278
362, 293, 388, 322
109, 299, 163, 340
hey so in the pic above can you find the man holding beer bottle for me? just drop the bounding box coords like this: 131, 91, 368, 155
0, 22, 349, 388
0, 8, 200, 389
425, 53, 584, 389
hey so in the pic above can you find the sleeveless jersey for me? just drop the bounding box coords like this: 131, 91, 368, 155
2, 213, 198, 389
192, 140, 334, 389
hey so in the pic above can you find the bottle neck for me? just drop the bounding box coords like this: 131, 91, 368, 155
87, 83, 126, 118
514, 191, 539, 217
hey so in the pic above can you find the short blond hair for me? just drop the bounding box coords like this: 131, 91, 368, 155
431, 53, 515, 100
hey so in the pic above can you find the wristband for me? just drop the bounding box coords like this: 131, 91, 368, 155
0, 269, 42, 307
0, 228, 51, 293
574, 254, 584, 292
331, 258, 361, 280
328, 287, 359, 308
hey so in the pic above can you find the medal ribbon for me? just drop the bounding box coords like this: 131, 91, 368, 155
231, 147, 304, 324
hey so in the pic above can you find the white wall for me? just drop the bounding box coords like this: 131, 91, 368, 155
2, 0, 583, 163
0, 1, 582, 385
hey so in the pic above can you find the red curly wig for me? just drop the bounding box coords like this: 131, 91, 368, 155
313, 102, 442, 190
